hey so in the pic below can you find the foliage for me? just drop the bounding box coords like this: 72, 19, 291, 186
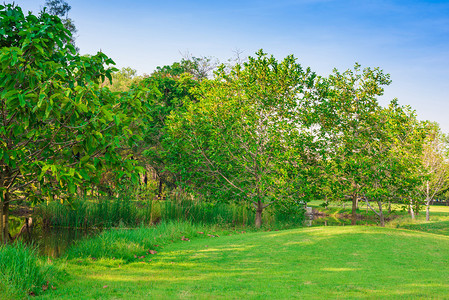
178, 54, 219, 81
166, 50, 319, 227
44, 0, 78, 51
0, 4, 143, 243
101, 67, 144, 92
132, 62, 200, 195
316, 64, 426, 225
0, 241, 60, 298
415, 123, 449, 220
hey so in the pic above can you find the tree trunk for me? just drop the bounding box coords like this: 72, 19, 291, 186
255, 200, 263, 228
351, 193, 358, 225
0, 199, 4, 245
158, 177, 163, 199
426, 181, 430, 221
426, 198, 431, 222
143, 172, 148, 186
377, 200, 385, 227
1, 193, 10, 244
409, 199, 415, 220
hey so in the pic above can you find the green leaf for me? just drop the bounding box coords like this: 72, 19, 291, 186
37, 93, 46, 108
101, 107, 113, 121
79, 169, 90, 180
78, 102, 88, 113
18, 93, 25, 107
39, 165, 51, 180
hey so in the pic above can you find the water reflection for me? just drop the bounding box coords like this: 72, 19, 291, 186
305, 216, 349, 227
20, 227, 97, 257
305, 207, 352, 227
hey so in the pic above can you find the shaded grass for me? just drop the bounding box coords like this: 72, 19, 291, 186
0, 242, 61, 299
396, 220, 449, 236
64, 221, 238, 263
36, 226, 449, 299
387, 205, 449, 237
309, 199, 413, 227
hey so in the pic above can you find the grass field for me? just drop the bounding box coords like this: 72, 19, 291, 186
3, 204, 449, 299
35, 223, 449, 299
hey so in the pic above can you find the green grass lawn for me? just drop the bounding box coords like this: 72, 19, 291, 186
36, 224, 449, 299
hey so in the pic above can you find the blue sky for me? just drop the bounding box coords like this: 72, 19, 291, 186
10, 0, 449, 132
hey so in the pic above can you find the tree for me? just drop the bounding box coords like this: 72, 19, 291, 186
133, 62, 199, 197
102, 67, 144, 92
314, 64, 430, 226
360, 103, 424, 226
179, 52, 219, 81
417, 124, 449, 221
0, 4, 142, 243
316, 64, 393, 224
44, 0, 78, 51
166, 50, 319, 227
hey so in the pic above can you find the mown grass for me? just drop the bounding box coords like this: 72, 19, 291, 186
11, 200, 449, 299
34, 225, 449, 299
0, 242, 61, 299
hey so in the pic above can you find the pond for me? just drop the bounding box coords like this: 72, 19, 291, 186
19, 221, 348, 258
306, 215, 352, 227
10, 208, 358, 258
19, 227, 97, 257
305, 207, 377, 227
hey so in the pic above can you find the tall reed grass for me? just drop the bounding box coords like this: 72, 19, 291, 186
37, 188, 305, 230
163, 198, 256, 226
38, 195, 153, 229
0, 242, 60, 298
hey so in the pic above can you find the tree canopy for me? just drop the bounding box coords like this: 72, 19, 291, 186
2, 3, 447, 233
0, 4, 142, 243
165, 50, 321, 227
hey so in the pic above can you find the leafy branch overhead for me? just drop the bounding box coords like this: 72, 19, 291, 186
0, 4, 144, 243
45, 0, 78, 51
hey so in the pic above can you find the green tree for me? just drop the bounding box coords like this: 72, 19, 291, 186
179, 52, 219, 81
102, 67, 144, 92
0, 4, 142, 243
317, 64, 392, 224
133, 62, 199, 197
44, 0, 78, 51
360, 103, 424, 226
166, 50, 319, 227
417, 123, 449, 221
